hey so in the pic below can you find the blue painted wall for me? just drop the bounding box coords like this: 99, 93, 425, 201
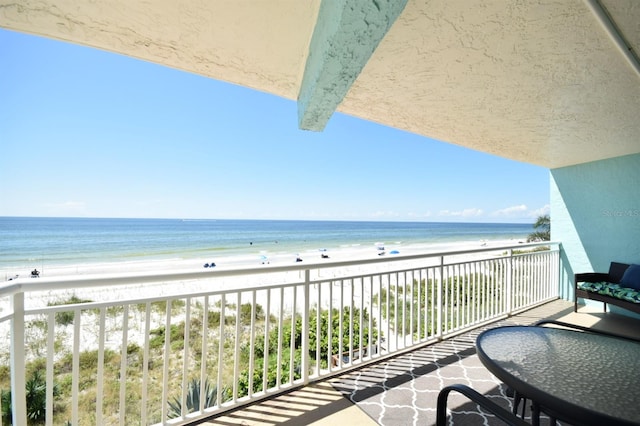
551, 153, 640, 311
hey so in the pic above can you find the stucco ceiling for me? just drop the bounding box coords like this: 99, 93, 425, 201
1, 0, 639, 168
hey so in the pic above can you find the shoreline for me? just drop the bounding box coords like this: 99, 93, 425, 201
0, 237, 533, 355
2, 237, 527, 281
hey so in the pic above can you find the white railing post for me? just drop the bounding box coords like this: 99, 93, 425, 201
302, 269, 310, 384
436, 256, 443, 339
549, 245, 562, 297
10, 291, 27, 426
506, 249, 513, 314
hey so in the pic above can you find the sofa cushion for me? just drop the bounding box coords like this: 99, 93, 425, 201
577, 281, 640, 304
620, 264, 640, 290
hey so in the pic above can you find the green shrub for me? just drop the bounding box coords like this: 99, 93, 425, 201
149, 323, 185, 351
1, 369, 60, 424
47, 295, 94, 326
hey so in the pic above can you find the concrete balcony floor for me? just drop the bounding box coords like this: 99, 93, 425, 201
204, 299, 640, 426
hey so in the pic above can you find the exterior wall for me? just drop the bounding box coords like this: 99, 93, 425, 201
551, 153, 640, 312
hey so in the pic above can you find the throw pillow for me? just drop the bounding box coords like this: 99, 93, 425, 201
620, 264, 640, 290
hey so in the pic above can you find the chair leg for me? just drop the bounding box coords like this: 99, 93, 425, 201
512, 387, 556, 425
531, 402, 541, 426
437, 384, 530, 426
512, 392, 521, 415
512, 391, 527, 418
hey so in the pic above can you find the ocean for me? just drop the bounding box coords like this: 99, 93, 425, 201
0, 217, 533, 272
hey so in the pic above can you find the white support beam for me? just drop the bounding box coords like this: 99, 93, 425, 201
585, 0, 640, 78
297, 0, 407, 131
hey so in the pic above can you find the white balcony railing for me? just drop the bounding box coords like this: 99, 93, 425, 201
0, 242, 559, 425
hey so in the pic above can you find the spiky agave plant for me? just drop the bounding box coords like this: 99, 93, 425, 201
1, 388, 10, 424
1, 369, 60, 424
168, 377, 220, 419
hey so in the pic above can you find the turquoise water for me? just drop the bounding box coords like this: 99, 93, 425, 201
0, 217, 533, 269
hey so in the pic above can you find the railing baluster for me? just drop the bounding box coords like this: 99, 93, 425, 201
263, 290, 271, 393
431, 267, 435, 337
328, 281, 333, 370
200, 296, 209, 410
470, 262, 476, 324
484, 261, 489, 318
517, 256, 523, 309
349, 279, 354, 363
366, 276, 373, 360
461, 263, 465, 328
384, 274, 390, 352
490, 261, 497, 318
539, 253, 544, 300
437, 258, 443, 338
247, 291, 255, 397
523, 255, 529, 307
374, 275, 380, 356
46, 311, 55, 426
141, 302, 150, 423
119, 305, 129, 424
338, 280, 344, 367
357, 277, 362, 361
302, 271, 310, 384
392, 273, 398, 350
458, 263, 463, 329
217, 294, 226, 405
463, 263, 468, 326
276, 287, 284, 387
416, 269, 422, 341
182, 298, 191, 408
289, 286, 296, 383
314, 280, 321, 376
403, 272, 408, 347
72, 307, 81, 425
161, 300, 171, 422
530, 254, 536, 304
507, 251, 514, 314
234, 292, 241, 401
470, 262, 474, 324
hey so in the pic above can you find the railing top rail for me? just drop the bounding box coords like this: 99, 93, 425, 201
0, 241, 560, 297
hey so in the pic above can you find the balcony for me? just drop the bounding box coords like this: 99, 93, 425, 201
2, 242, 562, 425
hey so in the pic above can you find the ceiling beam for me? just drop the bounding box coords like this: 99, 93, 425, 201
585, 0, 640, 78
297, 0, 407, 132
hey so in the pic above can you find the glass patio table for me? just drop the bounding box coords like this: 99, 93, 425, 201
476, 325, 640, 426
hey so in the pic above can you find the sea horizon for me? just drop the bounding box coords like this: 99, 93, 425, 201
0, 214, 536, 224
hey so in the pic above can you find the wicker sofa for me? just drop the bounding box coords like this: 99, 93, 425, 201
574, 262, 640, 314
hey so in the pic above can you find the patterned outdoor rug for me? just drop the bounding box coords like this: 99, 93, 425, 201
331, 320, 559, 426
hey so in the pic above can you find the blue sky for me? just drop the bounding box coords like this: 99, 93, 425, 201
0, 29, 549, 223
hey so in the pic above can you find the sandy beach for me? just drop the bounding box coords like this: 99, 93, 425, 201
3, 238, 525, 281
0, 237, 529, 318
